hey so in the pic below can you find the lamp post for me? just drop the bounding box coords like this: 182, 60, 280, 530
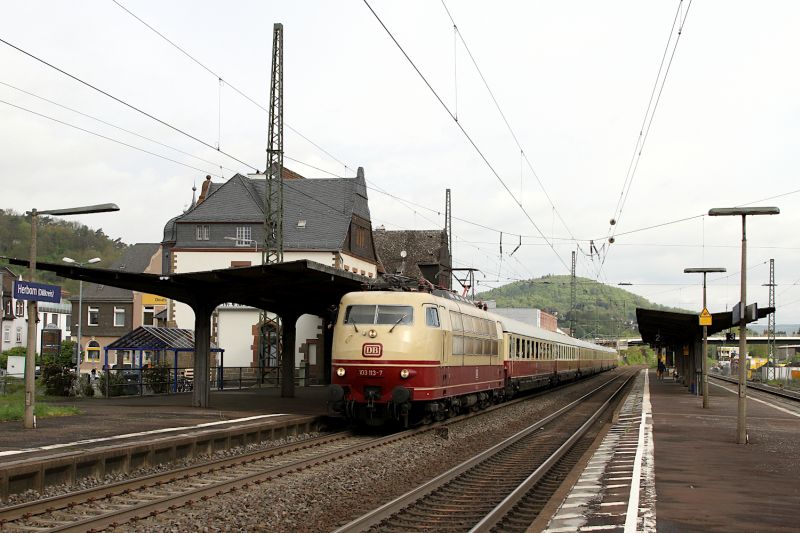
684, 267, 726, 408
708, 206, 779, 444
23, 203, 118, 429
62, 257, 101, 371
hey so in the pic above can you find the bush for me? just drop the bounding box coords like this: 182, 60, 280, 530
97, 370, 126, 397
143, 364, 171, 394
41, 364, 76, 396
79, 374, 95, 397
620, 346, 656, 366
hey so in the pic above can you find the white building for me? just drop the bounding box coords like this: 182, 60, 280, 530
161, 168, 379, 382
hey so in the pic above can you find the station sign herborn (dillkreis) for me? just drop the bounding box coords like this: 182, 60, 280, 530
13, 280, 62, 303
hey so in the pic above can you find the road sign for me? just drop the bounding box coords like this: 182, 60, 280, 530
699, 308, 712, 326
13, 280, 61, 303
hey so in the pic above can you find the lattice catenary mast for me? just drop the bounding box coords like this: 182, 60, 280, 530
260, 22, 284, 372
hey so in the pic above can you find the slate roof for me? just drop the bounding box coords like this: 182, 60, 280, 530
105, 326, 222, 351
373, 229, 449, 278
77, 243, 161, 301
167, 169, 371, 251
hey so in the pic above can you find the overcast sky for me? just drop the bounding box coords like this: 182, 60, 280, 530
2, 1, 799, 325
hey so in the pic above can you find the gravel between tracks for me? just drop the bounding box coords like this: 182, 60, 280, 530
119, 372, 619, 533
0, 432, 320, 509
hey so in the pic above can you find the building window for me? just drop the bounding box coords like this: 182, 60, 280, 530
196, 224, 210, 240
65, 314, 71, 332
235, 226, 252, 246
15, 300, 24, 317
50, 314, 59, 327
87, 340, 100, 361
143, 306, 155, 326
15, 327, 22, 343
3, 299, 10, 317
2, 326, 9, 342
88, 306, 99, 326
355, 226, 366, 248
114, 307, 125, 327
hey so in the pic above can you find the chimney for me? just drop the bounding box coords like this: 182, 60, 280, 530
196, 175, 212, 205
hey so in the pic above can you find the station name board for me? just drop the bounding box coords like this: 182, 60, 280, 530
13, 280, 62, 303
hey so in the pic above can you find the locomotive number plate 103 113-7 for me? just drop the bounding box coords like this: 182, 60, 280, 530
358, 368, 384, 377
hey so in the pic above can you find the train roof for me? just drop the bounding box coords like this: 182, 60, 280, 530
495, 314, 616, 353
340, 290, 615, 353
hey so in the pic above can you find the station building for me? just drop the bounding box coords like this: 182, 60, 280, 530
160, 168, 379, 383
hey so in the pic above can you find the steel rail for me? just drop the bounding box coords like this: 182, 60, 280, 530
0, 431, 354, 522
332, 372, 629, 533
468, 374, 633, 532
1, 371, 622, 532
710, 374, 800, 402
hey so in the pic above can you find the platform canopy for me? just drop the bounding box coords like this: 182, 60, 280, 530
2, 257, 367, 317
105, 326, 223, 353
636, 306, 775, 347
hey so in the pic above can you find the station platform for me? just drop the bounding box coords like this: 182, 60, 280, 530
0, 386, 330, 460
543, 368, 800, 533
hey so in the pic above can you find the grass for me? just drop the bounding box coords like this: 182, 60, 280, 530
0, 389, 81, 422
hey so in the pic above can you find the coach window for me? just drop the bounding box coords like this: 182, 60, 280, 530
425, 307, 440, 327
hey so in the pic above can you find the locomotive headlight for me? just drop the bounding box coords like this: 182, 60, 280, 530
336, 367, 346, 377
400, 368, 410, 379
368, 329, 377, 338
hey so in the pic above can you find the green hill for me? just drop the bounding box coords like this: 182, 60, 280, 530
0, 209, 128, 296
478, 275, 688, 339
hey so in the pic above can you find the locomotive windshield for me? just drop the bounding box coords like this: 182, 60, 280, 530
344, 305, 413, 325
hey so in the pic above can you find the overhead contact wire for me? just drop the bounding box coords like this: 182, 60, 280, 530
363, 0, 569, 273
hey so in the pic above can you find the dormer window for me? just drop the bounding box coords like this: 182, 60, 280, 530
235, 226, 252, 246
196, 225, 210, 240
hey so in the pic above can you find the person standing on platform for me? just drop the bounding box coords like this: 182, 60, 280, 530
657, 358, 666, 381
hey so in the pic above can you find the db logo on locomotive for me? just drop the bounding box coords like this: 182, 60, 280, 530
362, 343, 383, 357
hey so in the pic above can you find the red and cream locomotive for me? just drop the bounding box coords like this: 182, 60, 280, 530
328, 289, 617, 426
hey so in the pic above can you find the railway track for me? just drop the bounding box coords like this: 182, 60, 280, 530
334, 370, 635, 533
0, 431, 381, 532
710, 374, 800, 402
0, 372, 626, 532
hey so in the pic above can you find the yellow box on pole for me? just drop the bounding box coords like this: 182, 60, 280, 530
699, 308, 712, 326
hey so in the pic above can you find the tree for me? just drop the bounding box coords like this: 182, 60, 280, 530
59, 340, 77, 367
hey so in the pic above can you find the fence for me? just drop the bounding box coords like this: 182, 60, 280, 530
1, 365, 320, 397
95, 365, 318, 397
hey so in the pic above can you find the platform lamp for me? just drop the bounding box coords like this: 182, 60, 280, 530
708, 206, 779, 444
684, 267, 726, 409
23, 203, 119, 429
62, 257, 101, 371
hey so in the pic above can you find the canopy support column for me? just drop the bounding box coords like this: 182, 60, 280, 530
192, 303, 213, 408
281, 312, 300, 398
